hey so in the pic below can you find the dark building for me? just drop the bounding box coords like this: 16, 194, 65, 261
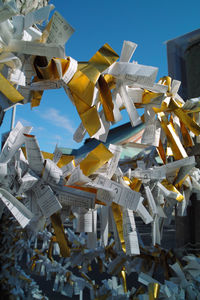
166, 29, 200, 100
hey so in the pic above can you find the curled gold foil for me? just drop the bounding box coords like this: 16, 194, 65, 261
31, 90, 43, 108
180, 121, 193, 148
98, 75, 114, 122
111, 203, 126, 253
41, 151, 54, 160
79, 143, 113, 176
57, 155, 74, 168
0, 73, 24, 102
50, 212, 70, 257
174, 107, 200, 136
148, 282, 160, 299
129, 177, 142, 192
80, 106, 101, 137
67, 44, 119, 136
161, 179, 184, 202
156, 139, 166, 164
158, 76, 171, 92
68, 69, 96, 107
167, 98, 200, 136
142, 89, 161, 104
30, 76, 44, 108
158, 112, 187, 160
47, 236, 56, 261
120, 268, 128, 293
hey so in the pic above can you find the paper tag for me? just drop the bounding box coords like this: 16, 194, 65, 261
0, 187, 33, 228
94, 175, 142, 211
18, 169, 38, 194
5, 39, 65, 59
136, 201, 153, 224
105, 62, 158, 87
0, 121, 32, 163
62, 56, 77, 85
56, 185, 95, 209
104, 144, 122, 179
123, 209, 140, 255
24, 134, 44, 175
66, 166, 91, 186
144, 186, 158, 217
119, 84, 141, 126
76, 208, 93, 233
61, 161, 75, 177
33, 183, 62, 218
46, 11, 74, 45
42, 159, 63, 185
73, 122, 87, 143
131, 166, 166, 182
100, 205, 109, 246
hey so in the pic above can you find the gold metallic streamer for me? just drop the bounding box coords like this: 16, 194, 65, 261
0, 72, 24, 102
174, 107, 200, 136
79, 143, 113, 176
129, 177, 142, 192
148, 282, 160, 300
50, 212, 70, 257
111, 202, 126, 253
80, 106, 101, 137
57, 155, 74, 168
180, 121, 194, 148
142, 89, 161, 104
158, 112, 187, 160
156, 139, 166, 164
161, 179, 184, 202
98, 74, 114, 122
120, 268, 128, 293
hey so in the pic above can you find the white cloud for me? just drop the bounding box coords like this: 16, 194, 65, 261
41, 108, 74, 134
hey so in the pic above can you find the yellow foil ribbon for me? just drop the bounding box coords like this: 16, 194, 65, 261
50, 212, 70, 257
156, 139, 166, 164
31, 90, 43, 108
148, 282, 160, 300
0, 72, 24, 102
111, 202, 126, 253
180, 121, 194, 148
157, 112, 187, 160
168, 98, 200, 136
98, 74, 114, 122
158, 76, 171, 93
161, 179, 184, 202
57, 155, 74, 168
79, 143, 113, 176
142, 89, 161, 104
67, 44, 119, 136
41, 151, 54, 160
129, 177, 142, 192
80, 106, 101, 137
120, 268, 128, 293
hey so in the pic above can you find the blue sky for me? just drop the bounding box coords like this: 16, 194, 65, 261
1, 0, 200, 153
